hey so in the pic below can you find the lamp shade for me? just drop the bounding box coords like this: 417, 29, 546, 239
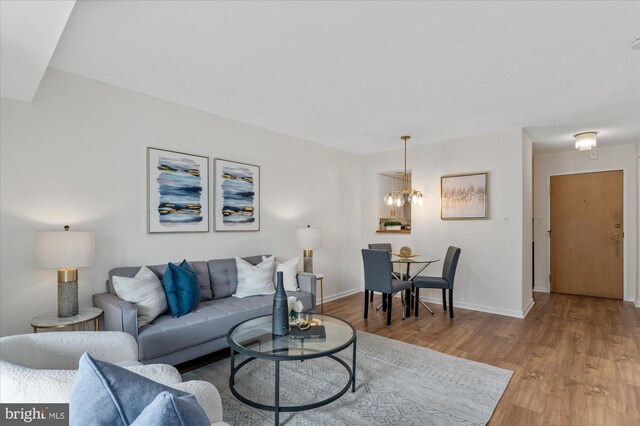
36, 229, 95, 269
296, 226, 322, 249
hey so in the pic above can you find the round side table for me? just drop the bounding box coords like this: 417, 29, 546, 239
315, 273, 324, 313
31, 307, 103, 333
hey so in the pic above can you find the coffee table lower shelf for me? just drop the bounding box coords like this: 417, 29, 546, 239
229, 351, 355, 424
226, 314, 357, 425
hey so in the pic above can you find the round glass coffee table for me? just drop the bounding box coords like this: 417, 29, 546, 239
227, 314, 356, 425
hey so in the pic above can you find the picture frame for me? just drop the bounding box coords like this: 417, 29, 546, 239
147, 147, 209, 233
214, 158, 260, 231
441, 172, 488, 220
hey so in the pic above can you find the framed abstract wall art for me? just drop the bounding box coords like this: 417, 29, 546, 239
147, 147, 209, 233
441, 172, 488, 220
214, 159, 260, 231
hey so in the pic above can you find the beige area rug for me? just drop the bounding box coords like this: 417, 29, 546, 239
183, 331, 512, 425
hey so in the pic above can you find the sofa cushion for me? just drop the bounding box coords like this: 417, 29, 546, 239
109, 261, 213, 302
207, 255, 268, 299
162, 261, 200, 318
137, 289, 313, 361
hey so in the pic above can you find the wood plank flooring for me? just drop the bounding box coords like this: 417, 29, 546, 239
179, 292, 640, 425
326, 292, 640, 425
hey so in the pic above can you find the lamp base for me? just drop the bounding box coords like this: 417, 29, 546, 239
303, 249, 313, 273
58, 280, 79, 317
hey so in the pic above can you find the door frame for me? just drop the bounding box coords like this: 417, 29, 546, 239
546, 167, 629, 301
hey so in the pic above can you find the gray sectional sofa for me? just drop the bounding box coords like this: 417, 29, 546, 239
93, 255, 317, 366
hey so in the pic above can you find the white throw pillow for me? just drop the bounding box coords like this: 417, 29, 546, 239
233, 256, 276, 298
263, 256, 299, 291
113, 266, 168, 327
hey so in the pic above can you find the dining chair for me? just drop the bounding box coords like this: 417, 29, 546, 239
412, 246, 461, 318
361, 249, 411, 325
367, 243, 392, 304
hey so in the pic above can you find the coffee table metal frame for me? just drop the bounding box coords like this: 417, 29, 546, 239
227, 314, 357, 425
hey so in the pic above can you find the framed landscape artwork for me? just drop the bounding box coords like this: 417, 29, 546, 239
214, 159, 260, 231
441, 172, 488, 220
147, 147, 209, 233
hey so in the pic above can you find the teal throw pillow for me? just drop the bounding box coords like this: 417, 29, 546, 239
162, 260, 200, 318
69, 353, 209, 426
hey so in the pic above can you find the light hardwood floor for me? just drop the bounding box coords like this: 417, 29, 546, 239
179, 292, 640, 425
323, 292, 640, 425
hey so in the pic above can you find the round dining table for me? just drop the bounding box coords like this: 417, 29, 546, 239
391, 255, 440, 316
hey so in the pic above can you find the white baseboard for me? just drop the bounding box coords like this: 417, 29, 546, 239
414, 295, 529, 319
318, 287, 361, 306
335, 289, 534, 318
522, 298, 535, 318
635, 299, 640, 308
533, 286, 550, 293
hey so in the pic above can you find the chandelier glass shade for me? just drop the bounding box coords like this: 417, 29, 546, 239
383, 136, 424, 207
574, 131, 598, 151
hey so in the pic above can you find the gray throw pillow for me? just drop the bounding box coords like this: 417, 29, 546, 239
113, 266, 168, 327
69, 353, 209, 426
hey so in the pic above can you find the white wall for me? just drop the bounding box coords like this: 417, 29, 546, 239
637, 138, 640, 307
0, 69, 363, 336
533, 144, 638, 302
361, 128, 532, 318
522, 132, 533, 314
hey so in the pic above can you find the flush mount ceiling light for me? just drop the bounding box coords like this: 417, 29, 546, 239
631, 37, 640, 50
574, 131, 598, 151
383, 135, 424, 207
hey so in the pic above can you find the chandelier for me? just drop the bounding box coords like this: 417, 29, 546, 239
574, 131, 598, 151
383, 135, 424, 207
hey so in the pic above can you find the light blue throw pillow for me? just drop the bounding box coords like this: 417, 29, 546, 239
131, 391, 209, 426
162, 260, 200, 317
69, 353, 209, 426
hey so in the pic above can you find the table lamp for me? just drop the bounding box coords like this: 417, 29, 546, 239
36, 225, 95, 317
296, 225, 321, 273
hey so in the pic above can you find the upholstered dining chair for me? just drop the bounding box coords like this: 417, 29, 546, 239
361, 249, 411, 325
412, 246, 461, 319
367, 243, 392, 303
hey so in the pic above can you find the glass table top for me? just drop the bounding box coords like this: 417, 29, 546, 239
391, 256, 440, 264
228, 314, 355, 359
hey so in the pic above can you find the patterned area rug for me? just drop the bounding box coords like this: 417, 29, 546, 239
183, 331, 512, 425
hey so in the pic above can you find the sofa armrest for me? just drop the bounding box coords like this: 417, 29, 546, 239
93, 292, 138, 341
296, 272, 317, 312
172, 380, 225, 425
0, 332, 138, 370
125, 364, 182, 386
0, 361, 77, 403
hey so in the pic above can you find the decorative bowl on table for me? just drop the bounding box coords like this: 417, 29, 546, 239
393, 246, 418, 258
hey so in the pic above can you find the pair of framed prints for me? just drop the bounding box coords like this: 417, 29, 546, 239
147, 147, 259, 233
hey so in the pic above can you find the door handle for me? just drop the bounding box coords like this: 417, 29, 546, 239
614, 232, 621, 242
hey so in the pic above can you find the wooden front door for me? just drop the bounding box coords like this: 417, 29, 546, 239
550, 170, 623, 299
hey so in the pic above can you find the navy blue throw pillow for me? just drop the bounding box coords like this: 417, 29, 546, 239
162, 260, 200, 318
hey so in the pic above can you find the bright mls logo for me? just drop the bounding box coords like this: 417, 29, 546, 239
1, 404, 68, 425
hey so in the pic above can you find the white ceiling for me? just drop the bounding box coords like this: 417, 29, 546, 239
11, 1, 640, 154
0, 0, 75, 102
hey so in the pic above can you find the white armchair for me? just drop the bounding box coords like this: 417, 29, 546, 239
0, 332, 227, 425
